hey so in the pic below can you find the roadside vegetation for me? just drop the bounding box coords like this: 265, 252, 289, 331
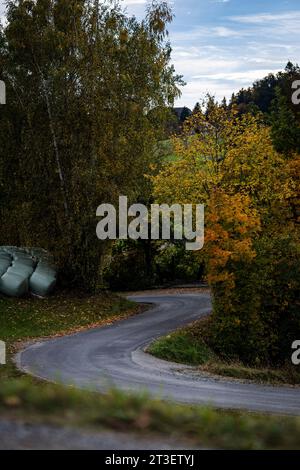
149, 329, 215, 366
0, 291, 140, 381
152, 90, 300, 372
2, 378, 300, 450
2, 290, 300, 449
148, 318, 300, 385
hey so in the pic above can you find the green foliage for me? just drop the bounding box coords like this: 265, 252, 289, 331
208, 264, 267, 364
0, 0, 182, 291
149, 320, 300, 385
104, 239, 157, 290
270, 88, 300, 154
154, 242, 203, 283
157, 139, 178, 162
231, 62, 300, 153
231, 62, 300, 116
104, 239, 202, 290
148, 330, 214, 365
253, 233, 300, 363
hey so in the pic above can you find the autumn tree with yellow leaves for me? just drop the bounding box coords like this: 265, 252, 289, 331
152, 99, 300, 364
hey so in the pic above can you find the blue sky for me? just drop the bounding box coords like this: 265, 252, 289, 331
1, 0, 300, 108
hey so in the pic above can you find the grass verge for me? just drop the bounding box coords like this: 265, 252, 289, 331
1, 378, 300, 449
148, 331, 215, 366
0, 289, 142, 381
148, 320, 300, 386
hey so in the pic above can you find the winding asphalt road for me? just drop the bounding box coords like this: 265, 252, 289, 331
17, 292, 300, 415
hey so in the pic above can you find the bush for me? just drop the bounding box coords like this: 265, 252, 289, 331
208, 232, 300, 366
104, 240, 204, 291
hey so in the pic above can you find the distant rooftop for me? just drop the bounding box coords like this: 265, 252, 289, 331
173, 107, 192, 121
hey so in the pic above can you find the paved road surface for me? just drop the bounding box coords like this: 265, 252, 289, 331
17, 293, 300, 415
0, 419, 195, 450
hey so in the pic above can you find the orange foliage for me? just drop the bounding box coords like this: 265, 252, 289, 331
204, 190, 260, 286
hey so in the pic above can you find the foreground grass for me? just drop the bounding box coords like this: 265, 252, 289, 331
0, 290, 140, 381
1, 378, 300, 450
1, 290, 300, 449
148, 322, 300, 386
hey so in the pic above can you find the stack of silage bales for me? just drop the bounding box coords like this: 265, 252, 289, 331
0, 247, 57, 297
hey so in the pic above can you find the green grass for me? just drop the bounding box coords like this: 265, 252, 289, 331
0, 289, 141, 381
157, 139, 178, 162
148, 322, 300, 385
1, 378, 300, 449
158, 137, 216, 166
148, 331, 215, 366
0, 290, 136, 341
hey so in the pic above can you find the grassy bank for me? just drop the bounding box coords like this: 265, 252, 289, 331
0, 290, 141, 381
148, 320, 300, 386
1, 378, 300, 449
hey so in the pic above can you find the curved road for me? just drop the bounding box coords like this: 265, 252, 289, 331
17, 293, 300, 415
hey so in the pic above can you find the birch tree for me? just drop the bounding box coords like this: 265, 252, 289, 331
0, 0, 182, 290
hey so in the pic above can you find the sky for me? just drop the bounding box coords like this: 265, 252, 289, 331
1, 0, 300, 108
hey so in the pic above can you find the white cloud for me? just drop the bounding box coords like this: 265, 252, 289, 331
228, 11, 300, 36
212, 26, 242, 38
192, 69, 280, 83
173, 55, 239, 77
172, 24, 246, 42
175, 78, 236, 108
0, 3, 5, 19
229, 11, 300, 24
